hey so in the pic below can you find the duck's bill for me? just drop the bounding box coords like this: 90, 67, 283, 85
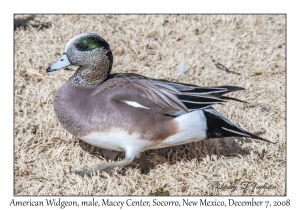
46, 53, 71, 73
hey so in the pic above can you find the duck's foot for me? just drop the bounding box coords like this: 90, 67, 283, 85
139, 152, 149, 174
70, 157, 134, 175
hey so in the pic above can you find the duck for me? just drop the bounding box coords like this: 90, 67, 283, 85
46, 32, 275, 175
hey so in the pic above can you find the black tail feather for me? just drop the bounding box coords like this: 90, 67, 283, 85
212, 86, 245, 97
203, 107, 276, 144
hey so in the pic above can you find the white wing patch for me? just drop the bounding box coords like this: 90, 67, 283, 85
122, 101, 149, 109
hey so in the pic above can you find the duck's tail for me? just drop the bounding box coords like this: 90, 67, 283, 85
202, 107, 276, 144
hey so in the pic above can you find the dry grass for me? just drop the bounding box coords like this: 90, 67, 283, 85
14, 14, 286, 195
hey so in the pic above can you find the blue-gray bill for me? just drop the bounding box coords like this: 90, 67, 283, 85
46, 53, 71, 73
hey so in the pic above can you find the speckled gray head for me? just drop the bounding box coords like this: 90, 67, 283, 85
46, 32, 114, 86
46, 32, 112, 72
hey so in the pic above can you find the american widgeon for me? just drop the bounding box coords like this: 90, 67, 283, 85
46, 32, 275, 175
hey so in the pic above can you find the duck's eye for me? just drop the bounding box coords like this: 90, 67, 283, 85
75, 43, 87, 51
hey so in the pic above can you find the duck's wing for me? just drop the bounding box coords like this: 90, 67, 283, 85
106, 73, 245, 116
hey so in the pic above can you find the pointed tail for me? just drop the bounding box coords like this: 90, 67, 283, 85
202, 107, 276, 144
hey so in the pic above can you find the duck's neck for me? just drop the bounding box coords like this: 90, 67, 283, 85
71, 50, 113, 87
71, 66, 110, 86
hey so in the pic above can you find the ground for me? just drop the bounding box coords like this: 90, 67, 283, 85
14, 14, 285, 195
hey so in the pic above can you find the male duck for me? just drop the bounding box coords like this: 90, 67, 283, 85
47, 32, 274, 175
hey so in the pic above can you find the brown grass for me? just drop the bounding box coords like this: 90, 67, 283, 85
14, 14, 286, 195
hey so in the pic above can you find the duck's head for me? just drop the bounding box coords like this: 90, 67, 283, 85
46, 32, 113, 86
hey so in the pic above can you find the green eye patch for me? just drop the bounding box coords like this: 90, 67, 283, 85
80, 38, 101, 50
75, 36, 110, 51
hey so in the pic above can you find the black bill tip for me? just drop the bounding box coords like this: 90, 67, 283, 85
46, 66, 58, 73
46, 67, 52, 73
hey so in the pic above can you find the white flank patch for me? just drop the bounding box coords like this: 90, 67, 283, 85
122, 101, 149, 109
153, 110, 207, 149
80, 130, 153, 159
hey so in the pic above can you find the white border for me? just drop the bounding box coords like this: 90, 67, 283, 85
3, 0, 297, 209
